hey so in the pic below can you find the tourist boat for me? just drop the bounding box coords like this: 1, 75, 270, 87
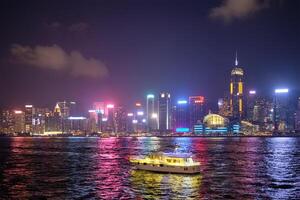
130, 152, 201, 174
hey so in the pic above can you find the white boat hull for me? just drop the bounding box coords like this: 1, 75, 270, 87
133, 163, 201, 174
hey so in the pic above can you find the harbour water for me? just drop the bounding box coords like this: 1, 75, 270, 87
0, 137, 299, 199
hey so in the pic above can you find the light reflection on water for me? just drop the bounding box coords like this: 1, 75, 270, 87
0, 137, 299, 199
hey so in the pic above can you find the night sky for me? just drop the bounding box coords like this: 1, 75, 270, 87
0, 0, 299, 110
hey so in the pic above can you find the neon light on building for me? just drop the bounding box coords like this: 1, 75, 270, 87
107, 104, 114, 108
275, 88, 289, 93
147, 94, 154, 99
177, 100, 187, 104
176, 127, 190, 132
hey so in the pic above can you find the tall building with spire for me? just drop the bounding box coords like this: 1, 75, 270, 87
230, 52, 244, 120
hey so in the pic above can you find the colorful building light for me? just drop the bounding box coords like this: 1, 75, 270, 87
14, 110, 23, 114
135, 102, 142, 107
142, 119, 146, 123
102, 118, 108, 122
275, 88, 289, 93
132, 119, 138, 124
249, 90, 256, 94
68, 116, 86, 120
127, 113, 134, 117
147, 94, 154, 99
151, 113, 158, 119
25, 105, 33, 108
177, 100, 187, 104
107, 104, 114, 108
137, 111, 144, 116
176, 127, 190, 133
88, 110, 96, 113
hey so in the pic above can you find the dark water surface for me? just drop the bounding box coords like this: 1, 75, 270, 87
0, 137, 299, 199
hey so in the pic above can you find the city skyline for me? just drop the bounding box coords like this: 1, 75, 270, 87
0, 0, 299, 108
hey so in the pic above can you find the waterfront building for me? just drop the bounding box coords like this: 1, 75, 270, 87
273, 88, 295, 132
32, 107, 49, 135
229, 53, 244, 120
174, 99, 189, 132
0, 110, 14, 134
246, 90, 257, 121
114, 106, 127, 133
45, 104, 62, 133
158, 92, 171, 131
13, 110, 25, 133
66, 116, 87, 134
189, 96, 205, 129
146, 94, 157, 131
203, 113, 229, 134
104, 104, 115, 132
24, 105, 34, 133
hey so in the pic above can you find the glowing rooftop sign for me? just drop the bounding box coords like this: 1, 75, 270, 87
102, 118, 108, 122
275, 88, 289, 93
176, 128, 190, 133
177, 100, 187, 104
107, 104, 114, 108
88, 110, 96, 113
249, 90, 256, 94
147, 94, 154, 99
14, 110, 23, 114
127, 113, 134, 117
68, 116, 86, 120
25, 105, 33, 108
137, 111, 144, 116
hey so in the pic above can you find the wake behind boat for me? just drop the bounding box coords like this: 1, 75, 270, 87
130, 152, 201, 174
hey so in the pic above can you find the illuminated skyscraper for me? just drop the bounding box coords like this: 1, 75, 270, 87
189, 96, 205, 129
230, 53, 244, 119
13, 110, 25, 133
273, 88, 295, 132
105, 104, 115, 132
24, 105, 34, 133
158, 92, 171, 131
246, 90, 257, 121
1, 110, 14, 134
114, 106, 127, 133
174, 100, 189, 132
146, 94, 157, 131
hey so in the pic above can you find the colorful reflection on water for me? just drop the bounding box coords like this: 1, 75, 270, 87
0, 137, 299, 199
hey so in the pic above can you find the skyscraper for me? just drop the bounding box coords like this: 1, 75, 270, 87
246, 90, 257, 121
13, 110, 25, 133
189, 96, 205, 129
174, 100, 189, 132
273, 88, 295, 132
230, 53, 244, 120
146, 94, 157, 131
24, 105, 34, 133
158, 92, 171, 131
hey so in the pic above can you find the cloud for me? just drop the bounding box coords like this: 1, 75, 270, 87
68, 22, 90, 32
10, 44, 108, 78
209, 0, 269, 23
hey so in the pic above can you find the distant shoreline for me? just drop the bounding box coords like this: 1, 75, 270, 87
0, 135, 300, 138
